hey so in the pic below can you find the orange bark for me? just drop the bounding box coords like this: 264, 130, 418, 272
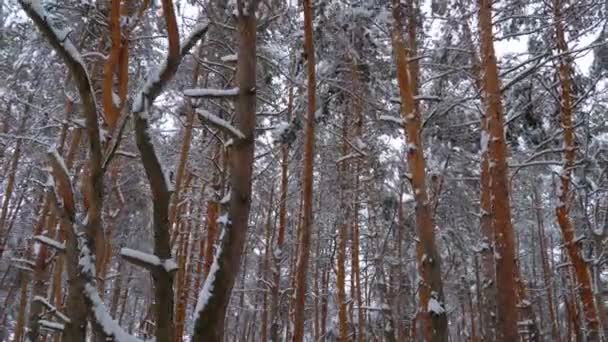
552, 0, 601, 339
292, 0, 317, 339
477, 0, 520, 340
391, 1, 448, 340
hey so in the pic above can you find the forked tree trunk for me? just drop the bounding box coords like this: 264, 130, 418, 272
477, 0, 520, 339
292, 0, 317, 340
390, 1, 448, 340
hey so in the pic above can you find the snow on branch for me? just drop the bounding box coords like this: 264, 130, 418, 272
197, 109, 246, 140
11, 258, 35, 268
84, 283, 145, 342
220, 54, 238, 63
195, 246, 221, 318
79, 242, 145, 342
34, 235, 66, 252
336, 152, 362, 164
38, 320, 64, 332
19, 0, 101, 158
47, 147, 75, 219
428, 297, 446, 315
33, 296, 70, 323
132, 22, 210, 113
120, 248, 178, 273
379, 115, 404, 125
184, 87, 240, 98
18, 0, 86, 71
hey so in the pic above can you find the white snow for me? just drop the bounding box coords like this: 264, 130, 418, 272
217, 213, 231, 226
197, 109, 245, 139
195, 242, 222, 318
34, 235, 66, 251
220, 54, 238, 62
33, 296, 70, 323
272, 121, 290, 138
120, 248, 178, 273
38, 320, 64, 332
11, 258, 35, 267
120, 248, 161, 267
427, 298, 446, 315
480, 130, 490, 153
379, 115, 404, 125
336, 153, 360, 163
48, 147, 69, 178
84, 283, 144, 342
220, 193, 231, 205
184, 87, 240, 98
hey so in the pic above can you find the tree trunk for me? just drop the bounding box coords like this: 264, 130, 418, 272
192, 3, 258, 340
477, 0, 520, 339
551, 0, 601, 340
269, 80, 292, 342
390, 1, 448, 341
292, 0, 317, 340
533, 186, 560, 341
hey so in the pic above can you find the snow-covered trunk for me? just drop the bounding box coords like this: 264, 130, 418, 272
292, 0, 317, 339
479, 114, 498, 340
192, 3, 258, 339
477, 0, 520, 340
551, 0, 601, 340
391, 1, 448, 341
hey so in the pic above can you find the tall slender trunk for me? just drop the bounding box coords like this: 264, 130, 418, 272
533, 187, 560, 341
477, 0, 520, 339
337, 111, 350, 342
551, 0, 601, 340
390, 1, 448, 341
350, 60, 365, 342
292, 0, 317, 340
269, 81, 292, 342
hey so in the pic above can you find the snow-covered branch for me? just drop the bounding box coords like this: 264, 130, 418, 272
34, 235, 66, 252
47, 147, 75, 220
220, 54, 238, 63
120, 248, 178, 273
38, 320, 64, 332
184, 87, 240, 98
19, 0, 102, 162
379, 115, 404, 125
197, 109, 246, 140
33, 296, 70, 323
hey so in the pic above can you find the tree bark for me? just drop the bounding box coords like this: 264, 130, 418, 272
477, 0, 520, 340
551, 0, 601, 339
292, 0, 317, 340
390, 1, 448, 341
192, 2, 258, 340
